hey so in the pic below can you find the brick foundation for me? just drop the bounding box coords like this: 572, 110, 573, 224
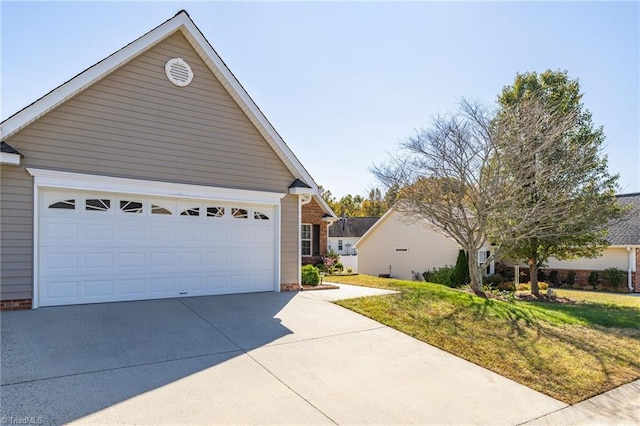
539, 267, 635, 292
280, 283, 301, 292
1, 299, 32, 311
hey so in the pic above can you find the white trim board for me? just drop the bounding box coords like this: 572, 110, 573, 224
0, 152, 21, 165
27, 168, 286, 204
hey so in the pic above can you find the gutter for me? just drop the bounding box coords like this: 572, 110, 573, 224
627, 247, 636, 292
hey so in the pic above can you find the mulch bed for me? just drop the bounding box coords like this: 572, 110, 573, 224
464, 288, 577, 304
512, 292, 577, 304
301, 284, 340, 291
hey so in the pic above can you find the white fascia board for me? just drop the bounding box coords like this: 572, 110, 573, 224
0, 152, 21, 165
27, 168, 286, 205
289, 186, 314, 195
1, 16, 186, 140
353, 208, 393, 248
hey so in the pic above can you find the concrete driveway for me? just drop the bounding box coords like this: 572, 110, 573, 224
1, 285, 566, 425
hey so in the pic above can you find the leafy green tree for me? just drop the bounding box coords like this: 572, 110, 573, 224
451, 249, 470, 287
495, 70, 623, 296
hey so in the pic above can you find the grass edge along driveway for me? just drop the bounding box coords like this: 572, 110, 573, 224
327, 275, 640, 404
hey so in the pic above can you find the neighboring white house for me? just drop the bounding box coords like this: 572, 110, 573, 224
354, 209, 461, 281
328, 217, 379, 255
532, 193, 640, 292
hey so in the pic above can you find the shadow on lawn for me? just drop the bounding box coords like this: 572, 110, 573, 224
464, 296, 640, 401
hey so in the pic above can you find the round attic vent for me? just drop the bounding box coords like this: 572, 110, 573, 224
165, 58, 193, 87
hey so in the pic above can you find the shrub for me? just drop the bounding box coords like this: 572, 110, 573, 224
498, 281, 516, 291
537, 269, 548, 282
588, 272, 600, 287
323, 248, 339, 271
334, 262, 344, 272
423, 266, 454, 287
486, 273, 507, 286
346, 267, 353, 274
452, 250, 470, 287
602, 267, 625, 288
516, 282, 549, 291
301, 264, 320, 286
566, 271, 576, 286
548, 270, 559, 285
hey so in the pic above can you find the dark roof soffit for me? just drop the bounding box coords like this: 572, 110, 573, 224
1, 141, 22, 156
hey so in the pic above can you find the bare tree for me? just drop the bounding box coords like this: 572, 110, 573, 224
372, 97, 600, 295
372, 100, 500, 294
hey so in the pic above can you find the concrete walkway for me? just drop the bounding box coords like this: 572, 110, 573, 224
522, 379, 640, 425
0, 284, 632, 425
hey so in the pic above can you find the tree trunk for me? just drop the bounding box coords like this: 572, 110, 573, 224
529, 257, 539, 297
467, 248, 484, 295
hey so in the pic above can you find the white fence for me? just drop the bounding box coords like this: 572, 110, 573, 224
339, 255, 358, 272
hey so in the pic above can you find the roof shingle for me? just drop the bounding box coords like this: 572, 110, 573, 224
608, 193, 640, 245
329, 217, 380, 238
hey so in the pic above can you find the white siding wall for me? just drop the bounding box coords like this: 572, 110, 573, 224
328, 237, 359, 255
357, 211, 460, 281
545, 247, 631, 271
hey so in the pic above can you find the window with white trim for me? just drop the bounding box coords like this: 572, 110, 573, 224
338, 240, 343, 251
301, 223, 312, 257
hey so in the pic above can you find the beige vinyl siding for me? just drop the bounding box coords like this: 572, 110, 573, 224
544, 248, 631, 271
358, 210, 460, 281
7, 32, 294, 191
1, 32, 298, 300
0, 166, 33, 300
280, 195, 299, 285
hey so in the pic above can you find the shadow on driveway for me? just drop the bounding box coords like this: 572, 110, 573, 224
1, 292, 308, 425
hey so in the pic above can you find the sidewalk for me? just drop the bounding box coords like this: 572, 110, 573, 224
522, 379, 640, 425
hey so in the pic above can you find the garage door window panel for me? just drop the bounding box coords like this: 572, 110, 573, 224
120, 200, 143, 214
181, 207, 200, 216
254, 211, 269, 220
206, 207, 225, 218
86, 199, 111, 211
151, 204, 172, 215
232, 208, 248, 219
49, 199, 76, 210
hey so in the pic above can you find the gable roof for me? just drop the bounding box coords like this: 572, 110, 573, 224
329, 217, 380, 238
0, 10, 336, 218
608, 193, 640, 246
354, 208, 398, 248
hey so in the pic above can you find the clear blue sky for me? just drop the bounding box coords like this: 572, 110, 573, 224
2, 1, 638, 198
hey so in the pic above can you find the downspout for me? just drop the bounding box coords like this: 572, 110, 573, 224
627, 247, 636, 292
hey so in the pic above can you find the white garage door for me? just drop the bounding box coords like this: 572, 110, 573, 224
38, 189, 277, 307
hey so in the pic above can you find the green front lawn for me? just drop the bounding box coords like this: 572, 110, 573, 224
327, 275, 640, 404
